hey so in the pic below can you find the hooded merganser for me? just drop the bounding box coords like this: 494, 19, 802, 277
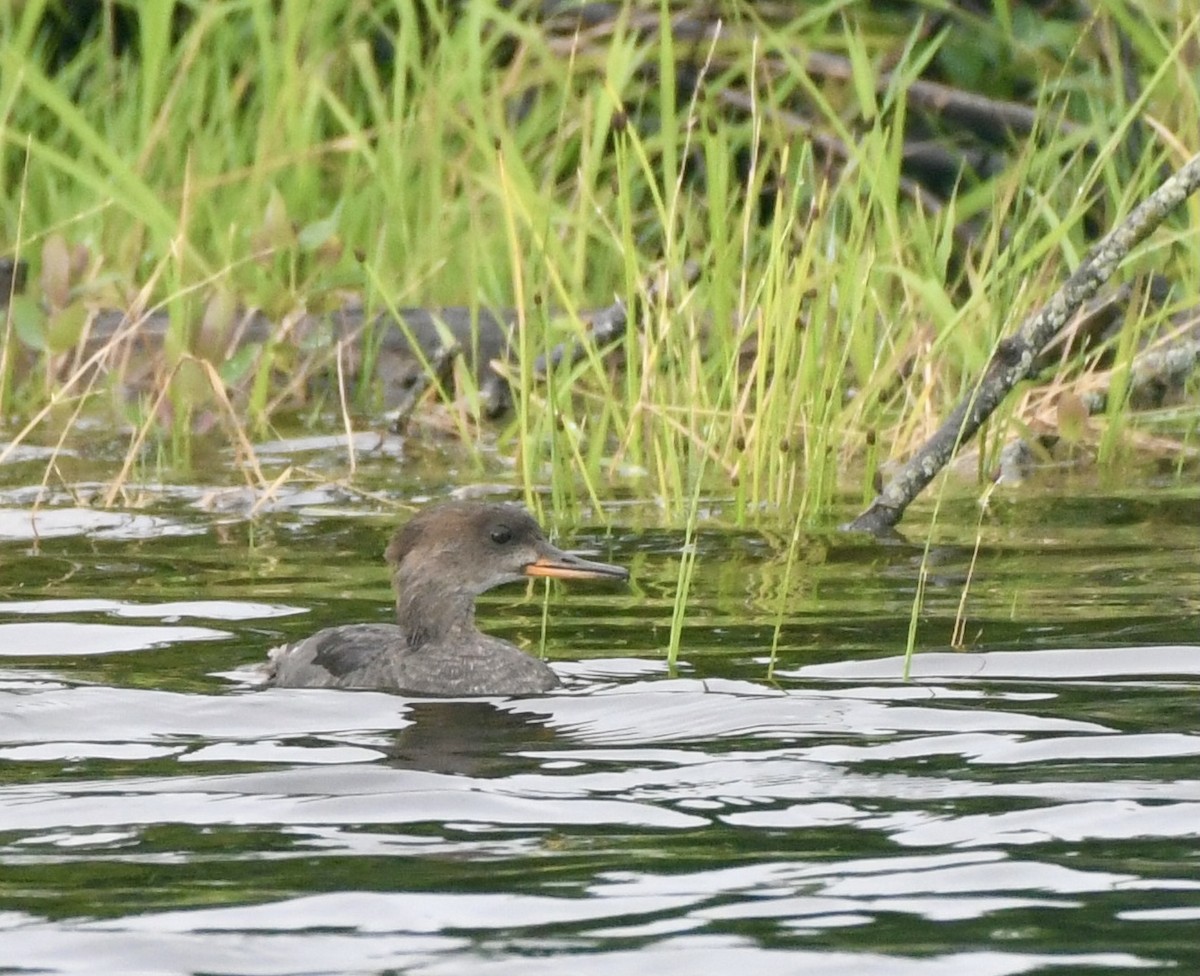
267, 501, 629, 695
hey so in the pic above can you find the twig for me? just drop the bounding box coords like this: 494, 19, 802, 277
533, 261, 700, 375
716, 89, 979, 249
788, 49, 1075, 144
1083, 304, 1200, 413
848, 149, 1200, 535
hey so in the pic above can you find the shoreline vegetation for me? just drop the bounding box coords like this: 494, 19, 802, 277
2, 1, 1198, 530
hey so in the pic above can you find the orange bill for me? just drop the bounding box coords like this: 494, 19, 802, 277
524, 545, 629, 582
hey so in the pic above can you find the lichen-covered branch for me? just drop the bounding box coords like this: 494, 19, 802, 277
849, 150, 1200, 535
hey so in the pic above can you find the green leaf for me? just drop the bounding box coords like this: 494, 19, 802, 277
218, 342, 261, 386
9, 295, 47, 351
298, 202, 343, 252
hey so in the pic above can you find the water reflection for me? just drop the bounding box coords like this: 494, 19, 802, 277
0, 485, 1197, 973
385, 701, 558, 776
786, 644, 1200, 680
0, 658, 1197, 973
0, 621, 229, 655
0, 506, 200, 541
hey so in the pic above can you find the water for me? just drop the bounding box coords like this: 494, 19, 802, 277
0, 459, 1198, 975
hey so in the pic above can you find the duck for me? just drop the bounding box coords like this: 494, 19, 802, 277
266, 500, 629, 695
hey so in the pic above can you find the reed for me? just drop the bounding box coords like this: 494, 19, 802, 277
0, 0, 1196, 527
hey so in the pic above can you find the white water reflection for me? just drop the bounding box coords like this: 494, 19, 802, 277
253, 431, 406, 457
1, 599, 303, 621
0, 507, 200, 540
512, 678, 1111, 741
0, 651, 1196, 974
0, 685, 414, 742
0, 593, 301, 662
0, 919, 1154, 976
0, 678, 1109, 747
784, 645, 1200, 680
873, 800, 1200, 848
0, 676, 1198, 845
0, 622, 229, 655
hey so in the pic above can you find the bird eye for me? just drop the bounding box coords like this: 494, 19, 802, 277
490, 526, 513, 545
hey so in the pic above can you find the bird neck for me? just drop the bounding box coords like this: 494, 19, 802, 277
393, 572, 477, 649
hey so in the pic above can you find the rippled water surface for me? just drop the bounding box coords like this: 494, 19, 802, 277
1, 460, 1198, 975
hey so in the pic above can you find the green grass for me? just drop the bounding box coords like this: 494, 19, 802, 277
2, 0, 1198, 530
